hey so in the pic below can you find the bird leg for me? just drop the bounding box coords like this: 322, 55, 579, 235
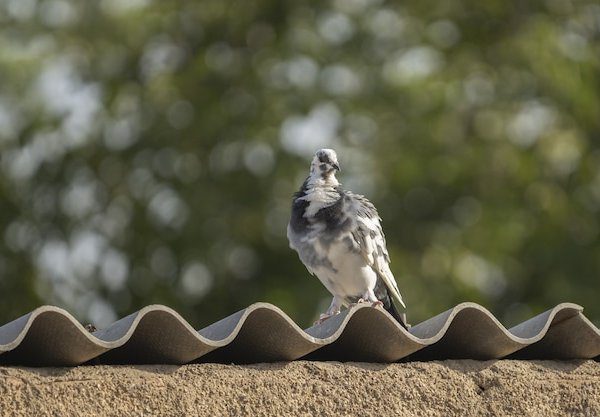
314, 295, 343, 325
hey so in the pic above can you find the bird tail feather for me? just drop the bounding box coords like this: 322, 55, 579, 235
385, 300, 409, 330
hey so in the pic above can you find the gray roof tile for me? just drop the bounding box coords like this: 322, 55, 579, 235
0, 302, 598, 366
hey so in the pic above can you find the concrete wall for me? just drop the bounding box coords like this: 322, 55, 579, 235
1, 360, 599, 416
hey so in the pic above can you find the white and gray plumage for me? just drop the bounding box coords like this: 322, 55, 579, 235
287, 148, 407, 327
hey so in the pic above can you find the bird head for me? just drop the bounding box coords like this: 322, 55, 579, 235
310, 149, 341, 180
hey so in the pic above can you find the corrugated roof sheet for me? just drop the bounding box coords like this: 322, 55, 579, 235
0, 302, 598, 366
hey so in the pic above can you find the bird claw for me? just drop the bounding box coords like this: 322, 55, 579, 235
314, 313, 332, 326
349, 299, 383, 309
315, 300, 384, 325
356, 298, 383, 308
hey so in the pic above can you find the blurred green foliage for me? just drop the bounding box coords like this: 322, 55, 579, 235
0, 0, 598, 329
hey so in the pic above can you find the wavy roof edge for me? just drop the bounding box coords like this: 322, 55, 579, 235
0, 302, 598, 366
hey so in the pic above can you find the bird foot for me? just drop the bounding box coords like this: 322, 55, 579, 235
314, 313, 333, 326
355, 298, 382, 308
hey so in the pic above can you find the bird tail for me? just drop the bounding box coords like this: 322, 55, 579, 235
385, 300, 410, 330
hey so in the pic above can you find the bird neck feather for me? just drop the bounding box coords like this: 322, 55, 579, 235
306, 170, 339, 189
299, 173, 341, 217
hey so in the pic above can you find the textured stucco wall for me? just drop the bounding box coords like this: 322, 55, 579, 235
0, 360, 599, 416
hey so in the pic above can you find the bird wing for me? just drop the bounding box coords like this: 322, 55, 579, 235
286, 224, 315, 276
349, 193, 406, 308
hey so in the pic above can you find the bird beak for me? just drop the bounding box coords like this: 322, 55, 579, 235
332, 163, 341, 172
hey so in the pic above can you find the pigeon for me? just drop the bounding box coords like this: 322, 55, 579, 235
287, 148, 407, 328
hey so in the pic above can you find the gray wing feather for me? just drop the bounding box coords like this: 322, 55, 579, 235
348, 193, 406, 308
